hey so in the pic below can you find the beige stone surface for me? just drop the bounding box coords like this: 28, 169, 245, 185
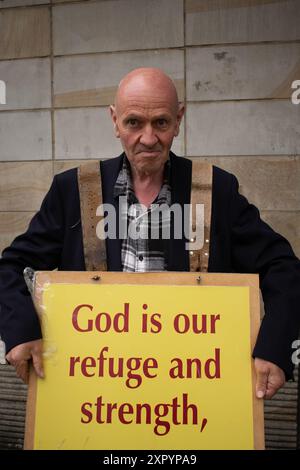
186, 0, 300, 45
54, 108, 121, 159
186, 43, 300, 101
193, 156, 300, 211
53, 0, 183, 55
0, 7, 50, 60
0, 0, 49, 7
54, 108, 185, 159
0, 58, 51, 110
0, 111, 52, 161
53, 0, 88, 2
0, 212, 35, 254
54, 49, 184, 107
54, 159, 96, 175
0, 162, 53, 211
186, 101, 300, 156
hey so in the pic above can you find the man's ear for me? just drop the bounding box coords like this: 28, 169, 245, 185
109, 105, 120, 138
174, 103, 185, 137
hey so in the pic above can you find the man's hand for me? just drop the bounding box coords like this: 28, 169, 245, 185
6, 339, 44, 384
255, 358, 285, 399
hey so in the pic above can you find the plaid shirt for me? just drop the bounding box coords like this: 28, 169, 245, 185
113, 156, 171, 272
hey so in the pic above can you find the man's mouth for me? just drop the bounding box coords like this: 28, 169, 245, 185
137, 150, 160, 157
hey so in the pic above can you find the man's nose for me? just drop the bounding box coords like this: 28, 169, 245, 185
140, 125, 158, 147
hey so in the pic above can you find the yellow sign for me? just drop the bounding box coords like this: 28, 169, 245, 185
25, 273, 263, 450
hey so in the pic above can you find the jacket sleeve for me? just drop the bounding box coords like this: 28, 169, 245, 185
229, 175, 300, 380
0, 175, 65, 354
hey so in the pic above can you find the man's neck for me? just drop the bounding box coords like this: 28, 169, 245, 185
131, 166, 164, 208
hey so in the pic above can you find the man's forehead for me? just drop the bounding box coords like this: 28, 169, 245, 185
115, 71, 179, 112
115, 93, 178, 115
117, 102, 176, 119
120, 97, 174, 109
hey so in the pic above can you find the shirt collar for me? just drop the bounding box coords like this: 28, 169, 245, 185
113, 155, 132, 199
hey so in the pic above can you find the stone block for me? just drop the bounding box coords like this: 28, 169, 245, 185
55, 108, 184, 159
186, 101, 300, 156
0, 162, 53, 211
186, 43, 300, 101
54, 49, 184, 107
0, 111, 52, 161
53, 0, 183, 55
192, 156, 300, 211
0, 7, 50, 59
186, 0, 300, 45
0, 58, 51, 110
0, 0, 49, 7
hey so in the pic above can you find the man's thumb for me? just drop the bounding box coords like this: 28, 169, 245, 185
32, 351, 44, 379
256, 369, 268, 399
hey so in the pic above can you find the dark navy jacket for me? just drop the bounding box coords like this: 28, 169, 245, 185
0, 153, 299, 378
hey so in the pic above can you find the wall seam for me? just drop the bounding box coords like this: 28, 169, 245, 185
50, 0, 55, 174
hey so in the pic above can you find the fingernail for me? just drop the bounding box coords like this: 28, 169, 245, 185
257, 390, 264, 398
39, 370, 45, 379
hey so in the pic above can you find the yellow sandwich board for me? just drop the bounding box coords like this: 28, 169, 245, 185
25, 272, 264, 450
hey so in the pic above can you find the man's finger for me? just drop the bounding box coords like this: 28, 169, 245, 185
15, 360, 29, 384
6, 340, 45, 382
254, 358, 285, 400
265, 385, 277, 400
264, 371, 285, 400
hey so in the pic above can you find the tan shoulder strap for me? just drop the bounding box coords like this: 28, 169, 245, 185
189, 160, 213, 272
77, 161, 107, 271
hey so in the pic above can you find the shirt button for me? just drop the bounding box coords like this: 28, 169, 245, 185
138, 255, 144, 261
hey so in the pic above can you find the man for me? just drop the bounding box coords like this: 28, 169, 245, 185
0, 68, 299, 400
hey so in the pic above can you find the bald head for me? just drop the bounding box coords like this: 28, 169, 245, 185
110, 67, 184, 177
115, 67, 180, 114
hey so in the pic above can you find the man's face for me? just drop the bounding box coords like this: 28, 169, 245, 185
110, 76, 184, 176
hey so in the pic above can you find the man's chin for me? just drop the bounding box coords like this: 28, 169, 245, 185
135, 158, 165, 175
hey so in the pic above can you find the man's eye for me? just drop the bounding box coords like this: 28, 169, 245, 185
156, 119, 168, 128
127, 119, 139, 127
